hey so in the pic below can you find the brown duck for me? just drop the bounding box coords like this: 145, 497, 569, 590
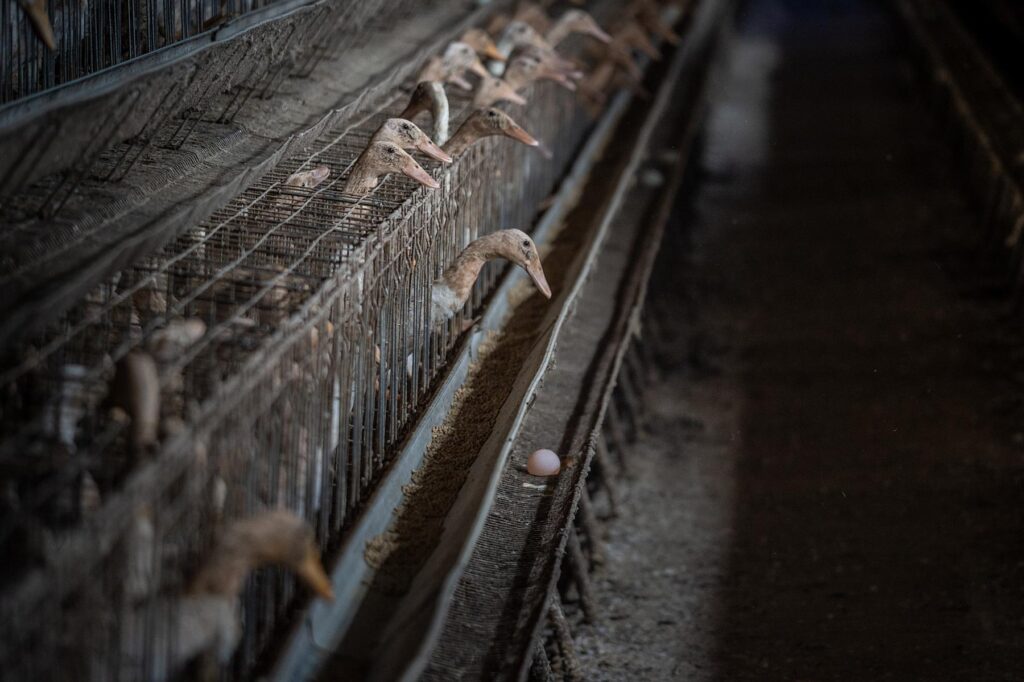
472, 76, 528, 108
443, 108, 540, 158
418, 41, 489, 90
504, 46, 582, 92
545, 9, 611, 47
343, 141, 440, 196
118, 510, 333, 680
431, 229, 551, 323
370, 118, 452, 164
460, 28, 506, 62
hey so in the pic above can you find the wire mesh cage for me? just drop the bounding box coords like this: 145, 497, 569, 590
0, 44, 598, 678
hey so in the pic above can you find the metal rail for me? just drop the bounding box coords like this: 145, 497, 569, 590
896, 0, 1024, 296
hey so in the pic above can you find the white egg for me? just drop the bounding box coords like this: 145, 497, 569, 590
527, 448, 560, 476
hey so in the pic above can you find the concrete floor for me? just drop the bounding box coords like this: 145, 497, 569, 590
573, 1, 1024, 679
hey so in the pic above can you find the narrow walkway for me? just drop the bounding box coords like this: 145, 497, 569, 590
575, 1, 1024, 679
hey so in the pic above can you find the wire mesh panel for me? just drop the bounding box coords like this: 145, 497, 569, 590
0, 48, 596, 678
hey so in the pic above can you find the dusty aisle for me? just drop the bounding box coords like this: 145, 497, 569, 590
574, 0, 1024, 679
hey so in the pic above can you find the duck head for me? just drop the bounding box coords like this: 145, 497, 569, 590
473, 76, 528, 108
513, 2, 552, 33
444, 108, 539, 157
477, 229, 551, 298
371, 118, 452, 164
461, 28, 505, 62
505, 47, 582, 91
191, 509, 335, 601
615, 21, 661, 61
631, 0, 681, 45
285, 165, 331, 188
547, 9, 612, 46
344, 141, 440, 196
498, 20, 551, 58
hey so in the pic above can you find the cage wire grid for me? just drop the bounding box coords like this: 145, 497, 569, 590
0, 0, 445, 203
0, 0, 432, 105
0, 63, 593, 678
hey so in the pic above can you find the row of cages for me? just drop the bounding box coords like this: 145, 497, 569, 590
0, 0, 635, 676
0, 0, 435, 199
0, 0, 426, 105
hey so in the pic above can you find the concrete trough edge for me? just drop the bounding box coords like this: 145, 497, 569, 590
266, 65, 637, 682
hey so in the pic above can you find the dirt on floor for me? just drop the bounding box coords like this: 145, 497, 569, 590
572, 0, 1024, 680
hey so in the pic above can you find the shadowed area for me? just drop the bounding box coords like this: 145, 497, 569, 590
575, 0, 1024, 679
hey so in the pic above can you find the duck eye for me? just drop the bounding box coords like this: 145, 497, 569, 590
522, 239, 530, 248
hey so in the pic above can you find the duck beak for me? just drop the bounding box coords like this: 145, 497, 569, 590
469, 58, 490, 79
525, 261, 552, 298
551, 73, 578, 91
587, 25, 613, 44
501, 88, 528, 106
297, 550, 335, 601
504, 123, 539, 147
401, 157, 440, 189
416, 137, 453, 164
448, 74, 473, 90
634, 33, 661, 60
482, 43, 506, 62
23, 0, 56, 51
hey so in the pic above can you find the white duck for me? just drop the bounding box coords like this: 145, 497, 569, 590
398, 81, 451, 147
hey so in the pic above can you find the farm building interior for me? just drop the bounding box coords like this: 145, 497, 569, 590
1, 0, 1024, 679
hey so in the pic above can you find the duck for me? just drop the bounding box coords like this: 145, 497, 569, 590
513, 1, 552, 34
443, 108, 540, 158
342, 141, 440, 196
472, 76, 528, 109
503, 46, 582, 92
370, 118, 452, 164
285, 165, 331, 189
117, 509, 334, 681
148, 318, 206, 362
276, 165, 331, 207
492, 19, 563, 75
108, 351, 160, 457
613, 20, 662, 61
19, 0, 56, 50
398, 81, 451, 147
545, 9, 612, 47
460, 27, 506, 62
630, 0, 681, 45
418, 41, 489, 91
430, 229, 551, 324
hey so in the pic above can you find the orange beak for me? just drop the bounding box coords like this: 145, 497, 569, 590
401, 157, 440, 189
416, 137, 453, 164
297, 548, 335, 601
504, 123, 540, 147
482, 43, 506, 62
525, 261, 552, 298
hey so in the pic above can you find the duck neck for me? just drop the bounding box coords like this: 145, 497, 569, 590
344, 157, 380, 195
546, 22, 571, 47
443, 123, 485, 157
441, 233, 516, 304
431, 92, 450, 146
